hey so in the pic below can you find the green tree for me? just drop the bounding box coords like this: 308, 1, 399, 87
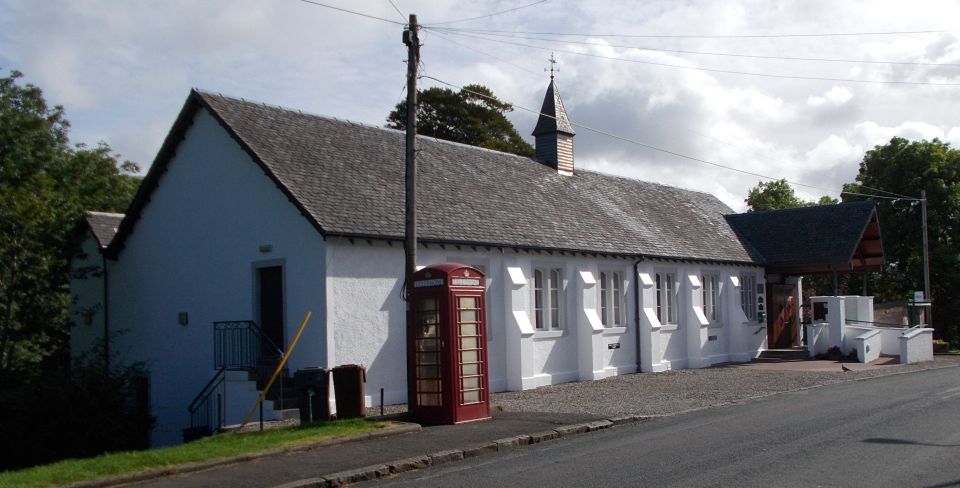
387, 84, 534, 157
0, 70, 140, 373
744, 179, 837, 211
842, 137, 960, 342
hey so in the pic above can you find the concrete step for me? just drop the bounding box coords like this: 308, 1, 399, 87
758, 348, 809, 361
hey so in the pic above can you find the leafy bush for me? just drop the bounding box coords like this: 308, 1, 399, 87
0, 342, 154, 471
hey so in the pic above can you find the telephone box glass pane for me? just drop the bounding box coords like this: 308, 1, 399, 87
456, 293, 485, 407
415, 296, 442, 407
419, 394, 440, 406
462, 390, 481, 404
418, 365, 439, 379
417, 352, 438, 365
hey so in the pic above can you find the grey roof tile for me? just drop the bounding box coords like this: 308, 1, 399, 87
85, 211, 124, 249
197, 92, 755, 263
724, 201, 877, 267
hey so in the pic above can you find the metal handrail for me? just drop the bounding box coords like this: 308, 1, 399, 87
213, 320, 284, 370
186, 367, 227, 439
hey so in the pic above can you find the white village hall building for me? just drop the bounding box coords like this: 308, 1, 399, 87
70, 81, 884, 446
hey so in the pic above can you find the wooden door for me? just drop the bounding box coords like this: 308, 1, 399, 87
258, 266, 285, 357
767, 284, 797, 349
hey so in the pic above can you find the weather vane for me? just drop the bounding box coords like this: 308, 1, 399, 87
545, 52, 558, 80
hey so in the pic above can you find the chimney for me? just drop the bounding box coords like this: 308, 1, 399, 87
532, 79, 575, 175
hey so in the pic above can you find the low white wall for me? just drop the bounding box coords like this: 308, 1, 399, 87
806, 322, 830, 357
852, 329, 881, 363
900, 328, 934, 364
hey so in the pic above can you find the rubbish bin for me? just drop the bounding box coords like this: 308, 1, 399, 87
293, 367, 330, 423
332, 364, 366, 418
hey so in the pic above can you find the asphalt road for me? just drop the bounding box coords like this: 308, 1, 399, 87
368, 367, 960, 488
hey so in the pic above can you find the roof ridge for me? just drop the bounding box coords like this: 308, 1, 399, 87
733, 199, 873, 217
195, 88, 723, 201
86, 210, 125, 217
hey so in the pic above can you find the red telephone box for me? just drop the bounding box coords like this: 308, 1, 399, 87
408, 263, 491, 424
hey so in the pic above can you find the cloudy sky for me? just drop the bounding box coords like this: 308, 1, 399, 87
2, 0, 958, 211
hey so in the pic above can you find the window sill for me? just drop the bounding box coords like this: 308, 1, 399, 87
602, 326, 628, 335
707, 323, 723, 329
533, 329, 565, 340
660, 324, 679, 331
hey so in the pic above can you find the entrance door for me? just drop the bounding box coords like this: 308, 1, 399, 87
767, 284, 797, 349
258, 266, 285, 358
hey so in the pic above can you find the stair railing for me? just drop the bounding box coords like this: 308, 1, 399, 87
184, 367, 227, 441
213, 320, 284, 370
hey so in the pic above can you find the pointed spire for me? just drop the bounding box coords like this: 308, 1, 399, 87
532, 56, 575, 175
532, 79, 575, 137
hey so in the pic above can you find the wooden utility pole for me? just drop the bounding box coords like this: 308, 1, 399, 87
403, 14, 419, 415
403, 14, 419, 286
920, 190, 930, 301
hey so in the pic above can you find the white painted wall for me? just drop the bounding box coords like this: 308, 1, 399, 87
107, 108, 327, 446
86, 107, 774, 446
900, 328, 934, 364
69, 233, 108, 361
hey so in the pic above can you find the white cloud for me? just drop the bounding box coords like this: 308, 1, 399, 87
1, 0, 958, 206
807, 86, 853, 107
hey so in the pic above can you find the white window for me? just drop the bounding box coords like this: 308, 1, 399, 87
534, 268, 563, 330
702, 273, 720, 323
655, 272, 677, 325
740, 274, 757, 321
599, 271, 624, 327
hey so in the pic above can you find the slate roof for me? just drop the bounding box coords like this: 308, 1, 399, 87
109, 89, 762, 264
85, 211, 124, 249
724, 201, 879, 269
532, 80, 575, 136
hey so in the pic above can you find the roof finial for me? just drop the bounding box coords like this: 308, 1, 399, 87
545, 52, 558, 80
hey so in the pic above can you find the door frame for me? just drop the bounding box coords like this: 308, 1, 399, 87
252, 259, 287, 354
766, 283, 798, 348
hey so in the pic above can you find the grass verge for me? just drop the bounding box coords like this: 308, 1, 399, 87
0, 418, 385, 488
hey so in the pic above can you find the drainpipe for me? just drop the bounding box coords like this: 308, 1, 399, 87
102, 252, 110, 376
633, 257, 644, 372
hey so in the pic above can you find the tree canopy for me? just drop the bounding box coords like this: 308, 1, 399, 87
842, 137, 960, 341
0, 70, 140, 373
386, 84, 534, 157
744, 179, 838, 211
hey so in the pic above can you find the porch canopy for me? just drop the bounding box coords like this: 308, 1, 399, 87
725, 200, 884, 276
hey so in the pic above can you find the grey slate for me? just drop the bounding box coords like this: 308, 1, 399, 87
194, 91, 756, 264
724, 201, 877, 267
85, 211, 124, 249
532, 80, 575, 136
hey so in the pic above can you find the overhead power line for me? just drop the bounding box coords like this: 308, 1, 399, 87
429, 27, 960, 67
420, 74, 837, 192
426, 0, 549, 26
386, 0, 406, 22
427, 30, 542, 76
430, 26, 957, 39
298, 0, 405, 25
426, 29, 960, 86
425, 75, 917, 203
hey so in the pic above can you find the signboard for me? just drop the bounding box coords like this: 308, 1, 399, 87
414, 278, 444, 288
451, 278, 480, 286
